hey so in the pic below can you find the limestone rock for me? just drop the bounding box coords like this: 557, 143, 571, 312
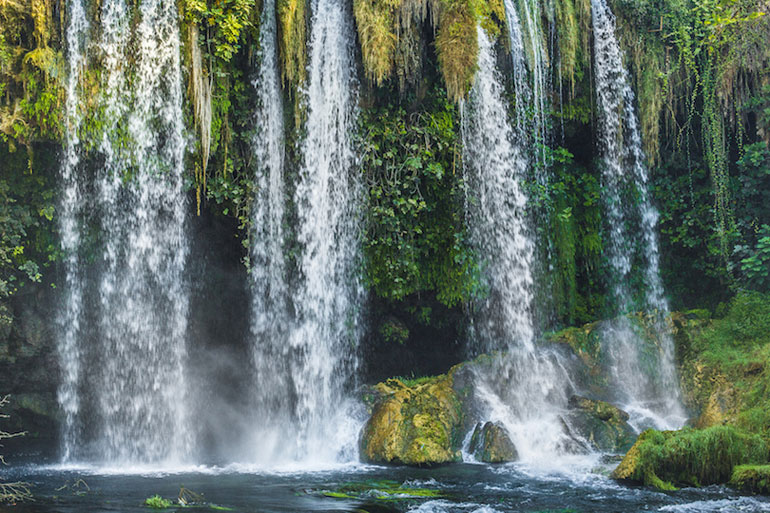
359, 375, 464, 465
563, 395, 635, 453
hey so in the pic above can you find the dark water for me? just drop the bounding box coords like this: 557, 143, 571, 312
2, 460, 769, 513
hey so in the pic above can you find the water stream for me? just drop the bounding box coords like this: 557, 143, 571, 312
248, 0, 293, 465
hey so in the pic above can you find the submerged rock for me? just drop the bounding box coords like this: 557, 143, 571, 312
468, 421, 517, 463
359, 374, 465, 465
563, 395, 635, 453
612, 425, 768, 490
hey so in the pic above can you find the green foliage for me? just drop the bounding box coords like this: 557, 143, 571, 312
531, 147, 603, 325
613, 426, 769, 489
360, 86, 479, 306
738, 225, 770, 291
0, 142, 57, 327
0, 0, 64, 145
144, 495, 172, 509
183, 0, 256, 62
730, 464, 770, 494
678, 292, 770, 435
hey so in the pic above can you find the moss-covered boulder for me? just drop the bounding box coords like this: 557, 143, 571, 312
563, 395, 635, 453
359, 373, 465, 465
468, 421, 517, 463
612, 426, 769, 490
730, 465, 770, 495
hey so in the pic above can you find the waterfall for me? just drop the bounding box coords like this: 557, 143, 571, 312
58, 0, 191, 463
57, 0, 88, 462
591, 0, 686, 430
281, 0, 364, 463
462, 26, 576, 463
248, 0, 294, 463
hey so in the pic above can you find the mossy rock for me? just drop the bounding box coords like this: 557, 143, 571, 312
468, 421, 517, 463
730, 465, 770, 495
563, 395, 635, 453
612, 426, 769, 490
359, 374, 464, 465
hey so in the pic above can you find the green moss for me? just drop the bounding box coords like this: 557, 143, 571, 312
612, 426, 769, 489
435, 2, 477, 103
677, 293, 770, 434
730, 464, 770, 494
277, 0, 307, 88
316, 480, 444, 501
353, 0, 398, 85
359, 374, 464, 465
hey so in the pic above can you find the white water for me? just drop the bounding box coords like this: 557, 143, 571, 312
57, 0, 88, 462
248, 0, 294, 464
462, 27, 576, 464
58, 0, 191, 463
274, 0, 364, 464
591, 0, 686, 429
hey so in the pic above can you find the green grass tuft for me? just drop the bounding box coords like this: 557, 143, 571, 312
144, 495, 172, 509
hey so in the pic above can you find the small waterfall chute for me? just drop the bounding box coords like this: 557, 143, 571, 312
590, 0, 686, 430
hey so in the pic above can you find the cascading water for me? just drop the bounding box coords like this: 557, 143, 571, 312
591, 0, 686, 430
462, 26, 578, 463
515, 0, 549, 170
502, 0, 558, 328
57, 0, 191, 463
277, 0, 364, 464
57, 0, 88, 462
247, 0, 294, 463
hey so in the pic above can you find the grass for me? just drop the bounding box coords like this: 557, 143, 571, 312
393, 375, 435, 387
730, 464, 770, 494
678, 292, 770, 435
612, 425, 768, 490
144, 495, 172, 509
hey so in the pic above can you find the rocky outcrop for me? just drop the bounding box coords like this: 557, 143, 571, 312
359, 374, 466, 465
468, 421, 517, 463
563, 395, 635, 453
612, 426, 768, 490
730, 465, 770, 495
359, 355, 636, 466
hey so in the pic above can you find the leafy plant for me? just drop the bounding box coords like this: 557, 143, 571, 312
144, 495, 172, 509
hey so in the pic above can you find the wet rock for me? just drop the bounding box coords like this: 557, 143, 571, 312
468, 421, 517, 463
563, 395, 635, 453
359, 374, 465, 466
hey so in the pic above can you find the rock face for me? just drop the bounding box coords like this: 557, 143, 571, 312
0, 285, 59, 448
468, 421, 517, 463
563, 395, 635, 453
359, 374, 465, 465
